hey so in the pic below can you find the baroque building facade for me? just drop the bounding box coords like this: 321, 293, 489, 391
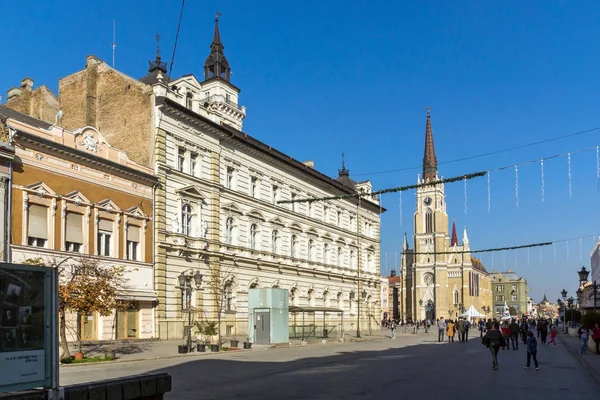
488, 270, 529, 318
3, 17, 384, 339
0, 105, 157, 341
402, 110, 492, 322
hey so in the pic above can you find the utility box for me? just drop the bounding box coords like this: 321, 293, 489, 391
248, 288, 289, 345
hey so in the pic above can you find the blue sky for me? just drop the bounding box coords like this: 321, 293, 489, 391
2, 0, 600, 303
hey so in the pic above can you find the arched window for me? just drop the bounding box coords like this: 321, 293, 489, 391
323, 291, 330, 308
182, 204, 193, 236
250, 224, 258, 250
186, 92, 193, 109
453, 290, 459, 305
271, 230, 279, 254
224, 282, 234, 311
366, 253, 373, 272
308, 239, 315, 261
291, 235, 298, 258
225, 217, 234, 245
337, 247, 342, 267
289, 287, 298, 306
323, 243, 330, 264
308, 289, 315, 307
337, 292, 343, 310
350, 250, 356, 269
425, 209, 433, 233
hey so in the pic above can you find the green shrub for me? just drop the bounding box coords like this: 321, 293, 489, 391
582, 312, 600, 327
60, 358, 72, 364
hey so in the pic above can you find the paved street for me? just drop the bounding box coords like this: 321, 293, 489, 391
60, 331, 599, 400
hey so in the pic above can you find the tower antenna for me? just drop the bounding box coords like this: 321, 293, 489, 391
111, 19, 117, 68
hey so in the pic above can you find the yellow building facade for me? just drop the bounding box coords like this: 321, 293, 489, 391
402, 110, 492, 322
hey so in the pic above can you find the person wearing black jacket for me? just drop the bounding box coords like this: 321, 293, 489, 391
509, 319, 520, 350
482, 322, 505, 370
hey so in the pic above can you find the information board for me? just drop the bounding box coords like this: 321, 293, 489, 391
0, 263, 57, 393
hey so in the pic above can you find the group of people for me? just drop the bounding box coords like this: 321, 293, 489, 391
436, 317, 471, 343
577, 323, 600, 355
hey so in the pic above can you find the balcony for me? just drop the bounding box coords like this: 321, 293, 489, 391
204, 95, 246, 116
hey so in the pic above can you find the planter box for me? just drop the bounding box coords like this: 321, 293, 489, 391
178, 345, 189, 354
210, 344, 220, 352
230, 340, 239, 348
243, 342, 252, 349
197, 344, 206, 352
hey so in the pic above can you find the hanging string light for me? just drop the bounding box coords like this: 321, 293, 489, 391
541, 159, 545, 202
464, 176, 468, 215
568, 153, 572, 198
515, 166, 519, 207
487, 171, 491, 213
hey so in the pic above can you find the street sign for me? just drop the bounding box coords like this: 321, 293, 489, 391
0, 263, 57, 393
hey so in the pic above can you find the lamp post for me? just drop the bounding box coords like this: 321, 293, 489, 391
578, 266, 590, 286
561, 289, 567, 333
177, 270, 203, 352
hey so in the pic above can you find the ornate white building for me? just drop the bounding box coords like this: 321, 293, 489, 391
149, 18, 384, 339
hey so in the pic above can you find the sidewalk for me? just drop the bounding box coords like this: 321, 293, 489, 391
62, 329, 431, 366
558, 332, 600, 386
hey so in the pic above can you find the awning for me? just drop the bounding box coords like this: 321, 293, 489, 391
289, 306, 344, 313
460, 305, 486, 318
117, 289, 157, 302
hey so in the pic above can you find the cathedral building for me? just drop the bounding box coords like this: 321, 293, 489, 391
401, 110, 491, 322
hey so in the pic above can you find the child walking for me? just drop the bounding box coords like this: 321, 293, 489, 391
525, 331, 539, 371
547, 325, 557, 347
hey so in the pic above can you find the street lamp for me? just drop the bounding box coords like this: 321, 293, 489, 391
561, 289, 567, 299
578, 266, 589, 286
576, 288, 583, 300
177, 270, 203, 353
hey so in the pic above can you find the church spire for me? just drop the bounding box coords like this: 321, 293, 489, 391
148, 33, 167, 74
422, 106, 438, 182
204, 12, 231, 82
338, 152, 349, 177
451, 220, 458, 246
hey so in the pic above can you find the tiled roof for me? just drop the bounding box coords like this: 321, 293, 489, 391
0, 105, 53, 130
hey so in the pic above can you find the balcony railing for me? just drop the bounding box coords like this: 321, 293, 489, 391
205, 95, 244, 112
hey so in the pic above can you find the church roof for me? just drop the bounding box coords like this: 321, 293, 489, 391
422, 107, 438, 182
451, 220, 458, 246
470, 257, 488, 273
335, 154, 357, 189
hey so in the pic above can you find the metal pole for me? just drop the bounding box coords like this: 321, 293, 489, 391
187, 283, 192, 351
356, 196, 361, 338
594, 281, 598, 313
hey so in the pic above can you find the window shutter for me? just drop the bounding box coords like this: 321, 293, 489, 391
99, 219, 113, 232
66, 213, 83, 243
127, 226, 140, 242
28, 205, 48, 239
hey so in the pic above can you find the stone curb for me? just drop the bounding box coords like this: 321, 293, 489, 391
557, 334, 600, 387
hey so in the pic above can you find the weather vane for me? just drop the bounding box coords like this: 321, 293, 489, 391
216, 11, 222, 21
155, 33, 161, 58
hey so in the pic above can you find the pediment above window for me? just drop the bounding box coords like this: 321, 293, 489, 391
306, 228, 319, 237
96, 199, 121, 213
176, 185, 206, 201
247, 209, 266, 222
125, 206, 147, 219
63, 190, 91, 206
222, 203, 243, 215
270, 217, 285, 227
322, 233, 333, 242
23, 182, 56, 198
290, 223, 303, 232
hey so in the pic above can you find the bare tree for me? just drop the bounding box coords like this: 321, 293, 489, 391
23, 256, 129, 359
205, 263, 235, 347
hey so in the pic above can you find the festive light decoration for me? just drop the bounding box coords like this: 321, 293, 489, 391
464, 177, 468, 215
278, 171, 487, 204
568, 153, 572, 198
541, 159, 545, 202
487, 171, 491, 213
566, 240, 570, 260
553, 242, 556, 262
399, 191, 403, 227
596, 146, 599, 191
579, 237, 583, 261
403, 241, 552, 256
515, 166, 519, 207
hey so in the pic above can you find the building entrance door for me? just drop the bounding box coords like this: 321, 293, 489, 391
117, 303, 139, 339
254, 310, 270, 344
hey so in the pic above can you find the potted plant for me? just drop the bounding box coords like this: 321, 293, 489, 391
243, 337, 252, 349
194, 321, 206, 352
203, 321, 219, 352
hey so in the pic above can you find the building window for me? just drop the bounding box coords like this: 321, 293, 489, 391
290, 288, 298, 306
291, 234, 298, 258
97, 219, 113, 256
127, 226, 140, 261
511, 296, 517, 301
308, 201, 313, 217
453, 290, 459, 305
337, 211, 342, 226
250, 224, 258, 250
308, 239, 315, 262
65, 212, 83, 253
186, 92, 193, 109
350, 215, 355, 231
250, 177, 258, 198
323, 206, 329, 222
425, 209, 433, 233
178, 148, 186, 172
225, 217, 234, 245
182, 204, 193, 236
226, 167, 235, 189
225, 93, 231, 104
27, 204, 48, 248
271, 230, 279, 254
190, 153, 198, 177
350, 250, 356, 269
496, 285, 503, 292
511, 285, 517, 293
225, 283, 233, 311
366, 253, 373, 272
496, 295, 505, 302
272, 185, 279, 204
337, 247, 342, 267
291, 193, 297, 212
323, 243, 330, 264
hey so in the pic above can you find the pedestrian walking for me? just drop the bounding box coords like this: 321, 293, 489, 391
539, 320, 548, 345
479, 319, 485, 338
456, 318, 466, 343
509, 319, 520, 350
447, 320, 456, 343
520, 320, 529, 344
547, 325, 557, 347
524, 331, 539, 370
579, 326, 590, 355
465, 319, 471, 341
437, 318, 447, 343
591, 323, 600, 355
500, 321, 510, 350
482, 322, 505, 370
391, 320, 396, 339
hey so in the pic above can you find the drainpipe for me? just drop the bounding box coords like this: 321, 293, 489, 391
5, 161, 12, 263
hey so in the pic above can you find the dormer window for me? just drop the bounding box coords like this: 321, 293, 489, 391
186, 92, 193, 109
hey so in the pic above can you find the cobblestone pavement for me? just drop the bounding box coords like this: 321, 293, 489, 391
61, 331, 599, 400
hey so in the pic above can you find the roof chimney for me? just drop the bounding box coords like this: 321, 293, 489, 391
302, 160, 314, 169
21, 78, 33, 92
7, 87, 21, 101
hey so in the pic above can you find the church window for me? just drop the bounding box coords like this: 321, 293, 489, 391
453, 290, 459, 305
425, 210, 433, 233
